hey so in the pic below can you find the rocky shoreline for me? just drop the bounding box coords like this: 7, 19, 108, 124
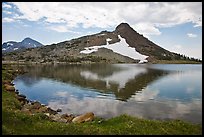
3, 67, 95, 124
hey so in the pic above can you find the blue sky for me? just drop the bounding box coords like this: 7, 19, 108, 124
2, 2, 202, 59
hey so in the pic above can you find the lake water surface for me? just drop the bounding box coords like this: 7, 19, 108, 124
13, 64, 202, 124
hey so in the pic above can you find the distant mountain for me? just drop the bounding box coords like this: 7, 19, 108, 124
2, 23, 201, 63
2, 37, 43, 53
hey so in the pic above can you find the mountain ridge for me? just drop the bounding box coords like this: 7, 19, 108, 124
2, 23, 201, 64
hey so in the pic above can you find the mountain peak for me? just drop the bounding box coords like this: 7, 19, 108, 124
116, 22, 130, 29
22, 37, 35, 42
114, 22, 139, 37
2, 37, 43, 53
24, 37, 33, 40
21, 37, 43, 46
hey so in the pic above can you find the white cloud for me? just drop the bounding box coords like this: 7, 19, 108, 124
132, 88, 159, 102
3, 3, 12, 9
3, 10, 12, 14
7, 2, 201, 34
55, 91, 69, 97
132, 22, 161, 37
187, 33, 197, 38
2, 17, 15, 23
47, 25, 81, 34
47, 25, 70, 33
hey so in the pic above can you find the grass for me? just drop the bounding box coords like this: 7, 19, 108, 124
2, 64, 202, 135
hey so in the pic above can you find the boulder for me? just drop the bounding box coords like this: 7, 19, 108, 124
31, 101, 42, 109
47, 107, 58, 115
72, 112, 94, 123
17, 96, 27, 102
38, 106, 48, 113
61, 114, 75, 123
3, 80, 12, 85
49, 114, 67, 123
5, 84, 15, 92
15, 91, 19, 95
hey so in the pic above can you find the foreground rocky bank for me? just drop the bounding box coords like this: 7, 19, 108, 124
2, 65, 95, 124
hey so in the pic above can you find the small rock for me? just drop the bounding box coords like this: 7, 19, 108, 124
72, 112, 94, 123
31, 101, 42, 109
17, 96, 27, 102
5, 85, 15, 92
47, 107, 58, 115
44, 113, 50, 117
19, 98, 29, 106
18, 94, 26, 98
38, 106, 48, 113
98, 120, 103, 124
56, 108, 62, 112
61, 113, 68, 118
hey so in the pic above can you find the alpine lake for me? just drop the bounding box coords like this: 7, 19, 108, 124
13, 63, 202, 124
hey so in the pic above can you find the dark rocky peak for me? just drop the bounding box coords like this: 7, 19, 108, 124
115, 23, 132, 31
115, 22, 141, 37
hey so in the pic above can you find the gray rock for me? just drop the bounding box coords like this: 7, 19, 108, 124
18, 94, 26, 98
31, 101, 42, 109
56, 108, 62, 112
49, 114, 67, 123
72, 112, 94, 123
47, 107, 58, 115
61, 114, 75, 123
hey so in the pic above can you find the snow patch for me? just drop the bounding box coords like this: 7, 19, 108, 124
98, 34, 106, 36
106, 38, 112, 42
2, 48, 7, 50
80, 47, 99, 54
80, 35, 148, 63
139, 60, 148, 64
13, 48, 18, 50
7, 43, 13, 46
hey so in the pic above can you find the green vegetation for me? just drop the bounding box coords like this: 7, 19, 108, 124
2, 64, 202, 135
151, 59, 202, 64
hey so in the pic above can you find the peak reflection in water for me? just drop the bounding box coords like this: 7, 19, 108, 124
15, 64, 170, 101
13, 64, 202, 124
